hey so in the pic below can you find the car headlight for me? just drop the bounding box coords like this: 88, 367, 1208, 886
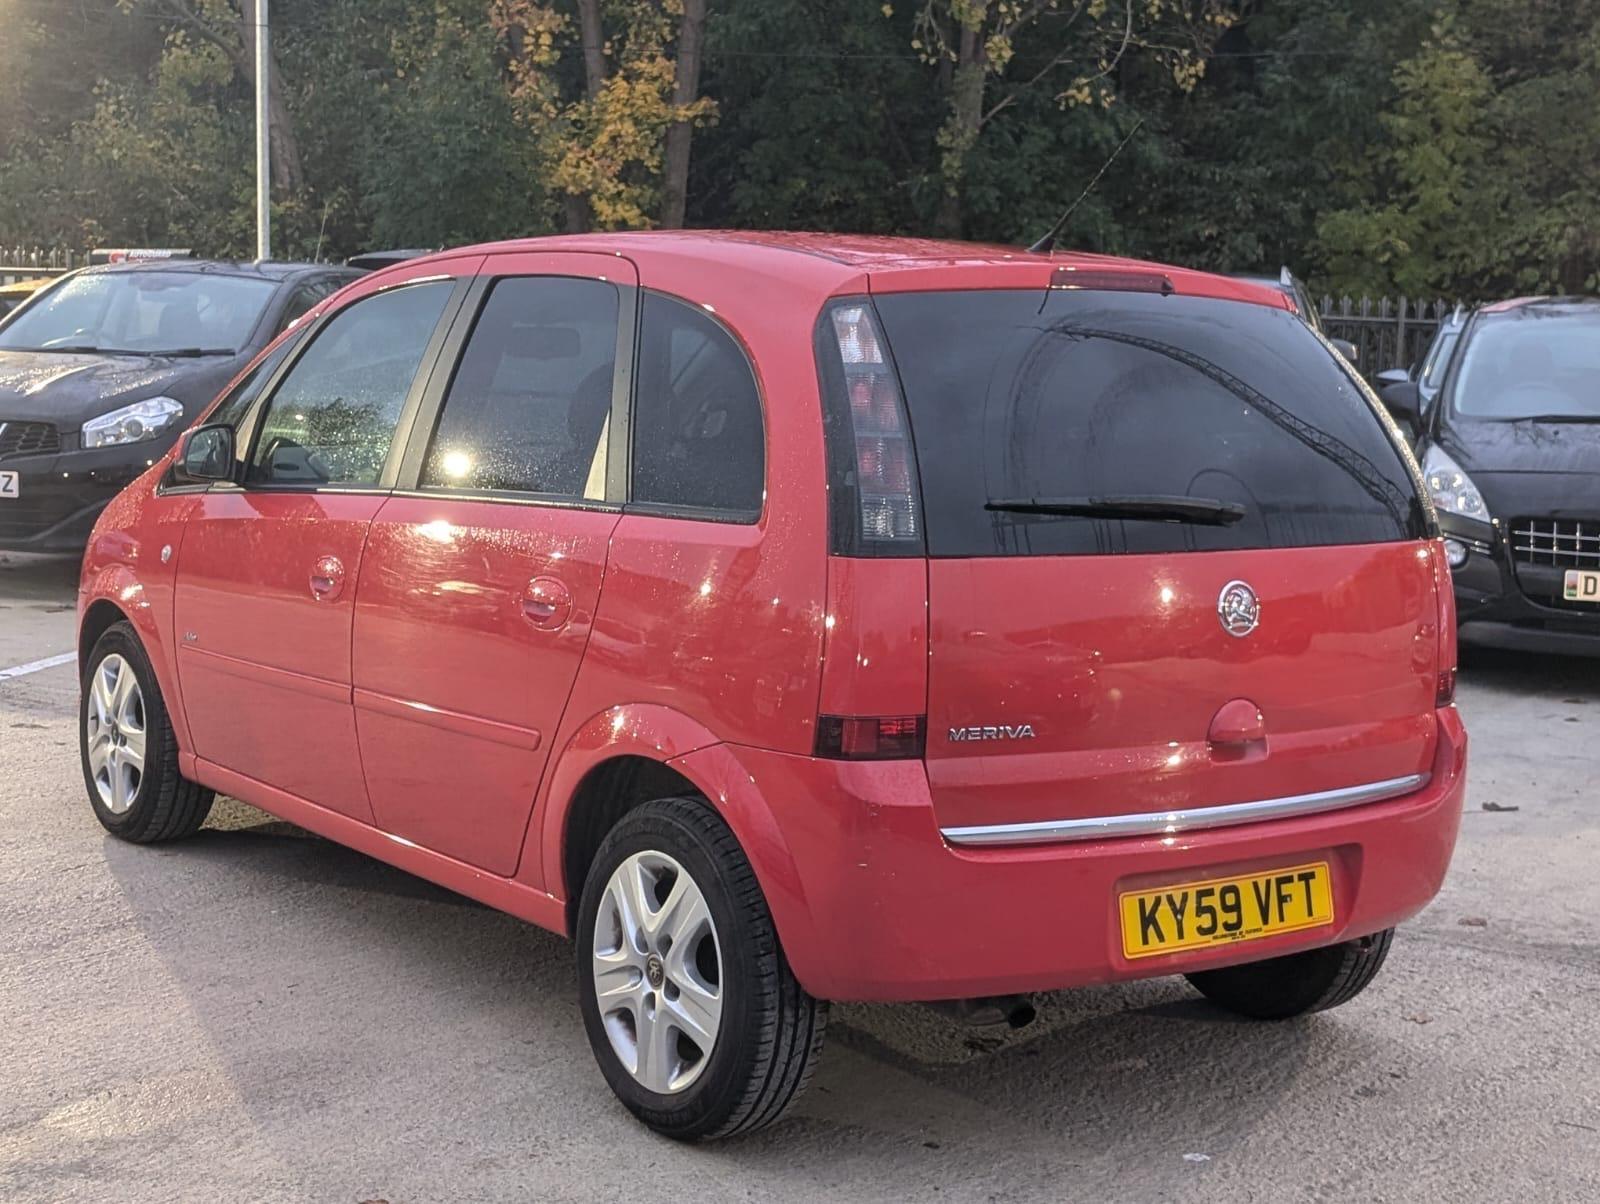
1421, 443, 1490, 521
82, 396, 185, 448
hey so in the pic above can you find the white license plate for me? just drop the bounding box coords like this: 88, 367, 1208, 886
0, 470, 17, 499
1564, 569, 1600, 604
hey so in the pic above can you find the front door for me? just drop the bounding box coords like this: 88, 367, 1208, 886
173, 266, 472, 819
350, 253, 636, 874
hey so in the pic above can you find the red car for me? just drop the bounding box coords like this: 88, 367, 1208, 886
75, 233, 1467, 1140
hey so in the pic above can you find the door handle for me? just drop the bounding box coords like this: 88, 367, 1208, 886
310, 554, 346, 601
520, 576, 572, 630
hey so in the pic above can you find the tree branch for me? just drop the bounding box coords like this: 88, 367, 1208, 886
146, 0, 249, 75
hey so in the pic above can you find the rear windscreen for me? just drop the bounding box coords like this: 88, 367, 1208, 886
873, 289, 1429, 557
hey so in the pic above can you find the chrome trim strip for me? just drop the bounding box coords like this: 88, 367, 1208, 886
940, 773, 1430, 847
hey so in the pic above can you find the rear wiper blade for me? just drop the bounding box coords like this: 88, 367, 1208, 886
985, 494, 1247, 525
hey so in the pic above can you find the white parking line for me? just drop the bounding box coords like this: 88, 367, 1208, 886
0, 652, 76, 681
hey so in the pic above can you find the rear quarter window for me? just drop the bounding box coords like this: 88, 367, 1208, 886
873, 289, 1428, 557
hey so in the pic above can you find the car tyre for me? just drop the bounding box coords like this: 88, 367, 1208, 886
79, 621, 214, 843
575, 795, 827, 1140
1185, 928, 1395, 1020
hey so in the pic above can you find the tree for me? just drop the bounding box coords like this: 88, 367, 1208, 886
357, 1, 548, 248
491, 0, 717, 231
128, 0, 305, 198
1317, 26, 1494, 296
904, 0, 1234, 236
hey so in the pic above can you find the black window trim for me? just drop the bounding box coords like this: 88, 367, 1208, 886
209, 274, 473, 497
621, 287, 767, 526
391, 270, 637, 513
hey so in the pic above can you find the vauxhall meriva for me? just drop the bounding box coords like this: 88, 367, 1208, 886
76, 233, 1468, 1140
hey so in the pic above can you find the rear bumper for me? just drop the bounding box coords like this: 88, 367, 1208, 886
681, 709, 1467, 1002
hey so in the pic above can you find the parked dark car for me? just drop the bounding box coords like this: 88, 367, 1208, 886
0, 258, 358, 551
1383, 297, 1600, 653
1374, 306, 1466, 435
1234, 268, 1360, 365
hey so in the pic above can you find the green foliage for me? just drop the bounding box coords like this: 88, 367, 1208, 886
357, 1, 551, 247
1, 0, 1597, 298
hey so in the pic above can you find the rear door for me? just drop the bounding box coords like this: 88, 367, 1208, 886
867, 283, 1441, 833
349, 252, 635, 874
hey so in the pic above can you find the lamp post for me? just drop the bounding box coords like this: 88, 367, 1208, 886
254, 0, 270, 262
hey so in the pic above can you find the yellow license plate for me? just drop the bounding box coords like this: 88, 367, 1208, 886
1119, 861, 1334, 960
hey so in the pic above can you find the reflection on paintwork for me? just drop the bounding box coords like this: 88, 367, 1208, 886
925, 542, 1440, 832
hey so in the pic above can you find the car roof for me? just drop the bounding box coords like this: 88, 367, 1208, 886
382, 231, 1291, 309
1232, 273, 1295, 296
1476, 295, 1600, 318
77, 259, 344, 283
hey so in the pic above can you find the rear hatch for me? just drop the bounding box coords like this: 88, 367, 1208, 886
869, 280, 1441, 834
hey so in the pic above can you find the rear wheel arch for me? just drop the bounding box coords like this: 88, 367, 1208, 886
535, 708, 816, 974
560, 755, 706, 932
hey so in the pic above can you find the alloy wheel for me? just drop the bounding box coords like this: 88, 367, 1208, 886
85, 653, 146, 815
591, 850, 724, 1095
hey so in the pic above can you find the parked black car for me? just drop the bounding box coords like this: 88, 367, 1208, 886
0, 258, 358, 551
1234, 268, 1360, 365
1381, 296, 1600, 654
1374, 306, 1466, 435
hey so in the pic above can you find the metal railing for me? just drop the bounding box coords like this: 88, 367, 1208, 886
0, 245, 86, 287
1317, 295, 1465, 376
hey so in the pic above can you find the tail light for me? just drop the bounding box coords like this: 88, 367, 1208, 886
815, 714, 927, 760
816, 301, 923, 555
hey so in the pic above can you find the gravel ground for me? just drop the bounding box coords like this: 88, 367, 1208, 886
1, 550, 1596, 1202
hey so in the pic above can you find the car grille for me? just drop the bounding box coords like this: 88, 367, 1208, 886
1509, 518, 1600, 568
0, 494, 76, 541
0, 420, 61, 460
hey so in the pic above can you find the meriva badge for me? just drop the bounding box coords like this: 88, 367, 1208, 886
948, 725, 1037, 742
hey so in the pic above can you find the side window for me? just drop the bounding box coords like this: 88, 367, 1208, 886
249, 280, 451, 487
207, 327, 303, 430
421, 276, 619, 498
632, 292, 764, 517
273, 283, 322, 336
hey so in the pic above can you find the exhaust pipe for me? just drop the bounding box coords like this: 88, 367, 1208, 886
924, 994, 1037, 1030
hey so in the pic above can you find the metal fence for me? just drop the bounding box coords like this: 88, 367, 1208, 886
1317, 295, 1463, 376
0, 245, 86, 286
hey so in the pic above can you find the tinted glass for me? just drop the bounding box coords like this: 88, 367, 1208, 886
249, 281, 451, 486
0, 270, 276, 354
874, 289, 1427, 557
422, 276, 618, 498
632, 292, 764, 516
207, 328, 304, 430
1451, 312, 1600, 420
1421, 326, 1460, 391
274, 282, 325, 336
